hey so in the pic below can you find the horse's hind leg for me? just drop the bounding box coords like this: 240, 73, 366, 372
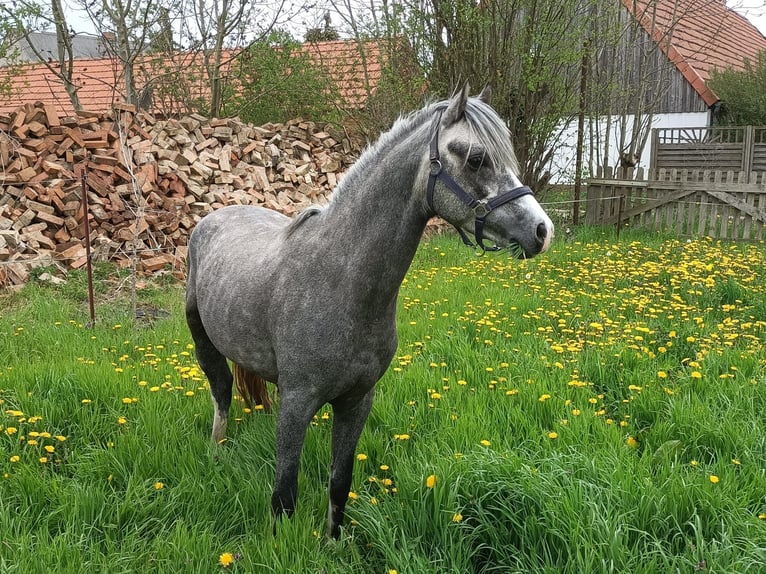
272, 390, 324, 521
327, 389, 374, 539
186, 298, 233, 444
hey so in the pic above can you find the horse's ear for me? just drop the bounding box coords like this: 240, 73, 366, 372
478, 85, 492, 104
444, 83, 470, 126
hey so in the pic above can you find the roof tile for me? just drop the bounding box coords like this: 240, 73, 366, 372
625, 0, 766, 106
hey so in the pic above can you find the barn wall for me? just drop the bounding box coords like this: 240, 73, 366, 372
549, 111, 710, 184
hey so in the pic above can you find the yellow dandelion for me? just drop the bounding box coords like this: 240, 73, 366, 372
691, 371, 702, 379
626, 436, 638, 448
117, 417, 127, 425
10, 455, 20, 463
538, 394, 551, 402
44, 445, 55, 454
547, 432, 558, 440
480, 439, 491, 447
219, 552, 235, 568
356, 453, 368, 461
348, 491, 358, 500
426, 474, 437, 488
154, 482, 164, 490
452, 513, 463, 523
709, 475, 720, 484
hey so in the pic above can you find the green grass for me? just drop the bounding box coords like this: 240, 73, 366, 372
1, 227, 766, 573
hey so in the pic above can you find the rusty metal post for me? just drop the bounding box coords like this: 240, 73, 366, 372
81, 170, 96, 326
616, 193, 625, 238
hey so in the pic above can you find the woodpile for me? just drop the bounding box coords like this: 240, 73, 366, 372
0, 102, 360, 288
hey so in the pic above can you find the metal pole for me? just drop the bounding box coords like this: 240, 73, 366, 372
81, 170, 96, 326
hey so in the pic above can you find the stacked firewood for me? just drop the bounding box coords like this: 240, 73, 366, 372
0, 102, 359, 287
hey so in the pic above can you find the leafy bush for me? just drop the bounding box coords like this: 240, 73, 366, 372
225, 31, 339, 126
709, 50, 766, 126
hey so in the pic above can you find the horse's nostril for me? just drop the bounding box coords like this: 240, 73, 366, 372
536, 222, 548, 244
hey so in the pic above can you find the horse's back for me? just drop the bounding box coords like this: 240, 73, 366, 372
189, 206, 289, 265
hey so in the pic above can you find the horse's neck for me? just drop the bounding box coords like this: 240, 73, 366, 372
320, 132, 429, 297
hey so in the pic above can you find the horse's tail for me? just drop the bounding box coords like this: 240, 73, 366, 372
232, 363, 272, 413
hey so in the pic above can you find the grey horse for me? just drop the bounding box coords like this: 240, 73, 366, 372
185, 85, 553, 538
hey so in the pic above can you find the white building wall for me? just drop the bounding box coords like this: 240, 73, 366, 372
549, 111, 711, 184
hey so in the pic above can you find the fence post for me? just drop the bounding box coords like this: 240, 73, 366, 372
80, 169, 96, 326
743, 126, 754, 182
616, 193, 625, 237
650, 128, 662, 171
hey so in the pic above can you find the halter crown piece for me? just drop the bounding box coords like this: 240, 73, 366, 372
426, 111, 534, 253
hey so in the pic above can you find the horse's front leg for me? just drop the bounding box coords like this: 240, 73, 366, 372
272, 391, 322, 521
327, 389, 374, 539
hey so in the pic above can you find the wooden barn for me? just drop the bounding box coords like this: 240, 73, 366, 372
584, 0, 766, 242
552, 0, 766, 182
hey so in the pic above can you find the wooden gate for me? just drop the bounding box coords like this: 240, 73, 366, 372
651, 126, 766, 175
586, 167, 766, 241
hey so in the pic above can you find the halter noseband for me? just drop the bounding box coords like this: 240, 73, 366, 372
426, 111, 534, 252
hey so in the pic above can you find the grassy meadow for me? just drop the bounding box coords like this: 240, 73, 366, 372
1, 228, 766, 573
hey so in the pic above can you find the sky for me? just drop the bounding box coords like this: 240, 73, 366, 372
732, 1, 766, 37
57, 0, 766, 41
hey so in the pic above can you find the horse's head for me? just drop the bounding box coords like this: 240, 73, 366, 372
425, 85, 553, 258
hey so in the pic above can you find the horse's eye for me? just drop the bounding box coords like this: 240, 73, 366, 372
467, 153, 485, 171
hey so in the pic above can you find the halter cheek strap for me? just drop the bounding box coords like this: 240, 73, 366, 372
426, 111, 534, 252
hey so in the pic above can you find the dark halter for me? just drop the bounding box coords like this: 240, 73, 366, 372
426, 111, 534, 252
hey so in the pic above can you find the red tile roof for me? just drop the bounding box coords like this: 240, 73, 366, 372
304, 40, 383, 109
625, 0, 766, 106
0, 57, 127, 116
0, 40, 385, 116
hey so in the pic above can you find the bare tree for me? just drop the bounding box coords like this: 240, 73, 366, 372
0, 0, 83, 110
80, 0, 168, 107
179, 0, 293, 117
366, 0, 592, 189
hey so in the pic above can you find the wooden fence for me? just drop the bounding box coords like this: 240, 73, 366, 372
586, 167, 766, 241
651, 126, 766, 177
